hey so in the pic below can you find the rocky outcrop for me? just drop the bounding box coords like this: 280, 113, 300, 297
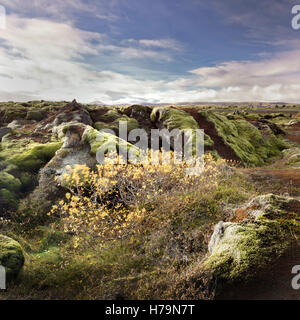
30, 123, 141, 212
0, 235, 25, 281
37, 99, 93, 135
203, 194, 300, 287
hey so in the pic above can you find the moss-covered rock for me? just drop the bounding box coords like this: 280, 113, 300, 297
199, 111, 288, 166
150, 107, 213, 150
26, 110, 45, 121
3, 107, 27, 123
203, 194, 300, 287
82, 126, 140, 157
151, 107, 199, 131
0, 135, 63, 213
1, 138, 63, 173
94, 117, 139, 134
203, 221, 289, 283
0, 172, 21, 193
0, 235, 25, 281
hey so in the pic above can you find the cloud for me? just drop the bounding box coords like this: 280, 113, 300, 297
139, 39, 182, 51
0, 0, 118, 21
0, 15, 170, 103
190, 49, 300, 88
0, 13, 300, 104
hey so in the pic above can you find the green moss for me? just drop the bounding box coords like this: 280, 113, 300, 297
0, 188, 18, 208
151, 107, 199, 130
94, 116, 139, 134
82, 126, 140, 156
0, 234, 25, 280
203, 221, 290, 283
3, 107, 27, 122
0, 138, 62, 209
200, 111, 288, 166
94, 121, 118, 132
7, 141, 63, 172
0, 172, 21, 193
26, 110, 45, 121
151, 107, 212, 150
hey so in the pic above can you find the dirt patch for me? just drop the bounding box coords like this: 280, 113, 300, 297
183, 108, 241, 163
246, 169, 300, 197
286, 122, 300, 145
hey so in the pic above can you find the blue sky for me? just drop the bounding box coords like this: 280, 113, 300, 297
0, 0, 300, 103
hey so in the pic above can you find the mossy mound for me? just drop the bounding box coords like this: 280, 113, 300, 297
151, 107, 214, 148
151, 107, 199, 131
199, 111, 288, 166
1, 139, 63, 173
94, 116, 139, 135
203, 194, 300, 287
0, 235, 25, 281
82, 126, 140, 157
26, 110, 45, 121
0, 136, 63, 211
2, 106, 28, 123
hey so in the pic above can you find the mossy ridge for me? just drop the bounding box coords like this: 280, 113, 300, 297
94, 117, 139, 134
200, 111, 288, 166
0, 234, 25, 281
151, 107, 214, 148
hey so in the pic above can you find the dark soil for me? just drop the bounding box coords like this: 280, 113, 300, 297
183, 108, 241, 163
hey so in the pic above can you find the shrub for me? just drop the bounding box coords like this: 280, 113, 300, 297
49, 153, 226, 246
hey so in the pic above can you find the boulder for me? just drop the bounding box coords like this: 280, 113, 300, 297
41, 100, 93, 134
7, 120, 23, 130
203, 194, 300, 285
0, 235, 25, 281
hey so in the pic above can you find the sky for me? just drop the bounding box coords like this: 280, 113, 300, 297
0, 0, 300, 104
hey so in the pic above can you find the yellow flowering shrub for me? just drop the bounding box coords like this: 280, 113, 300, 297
49, 152, 226, 245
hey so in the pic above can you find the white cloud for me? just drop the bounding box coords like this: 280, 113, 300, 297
0, 14, 300, 104
0, 0, 118, 21
138, 39, 182, 51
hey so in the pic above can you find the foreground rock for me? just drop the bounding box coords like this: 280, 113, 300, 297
203, 194, 300, 292
0, 235, 25, 281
